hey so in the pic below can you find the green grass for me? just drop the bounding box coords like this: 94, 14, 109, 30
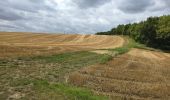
99, 54, 113, 64
0, 51, 110, 100
10, 78, 107, 100
110, 37, 146, 55
32, 51, 113, 66
112, 47, 129, 55
127, 37, 146, 48
33, 80, 107, 100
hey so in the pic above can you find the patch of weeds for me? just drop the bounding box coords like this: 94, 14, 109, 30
31, 51, 111, 69
53, 83, 108, 100
127, 38, 160, 52
0, 60, 19, 68
110, 37, 147, 56
22, 51, 113, 82
32, 52, 73, 63
32, 51, 94, 62
113, 47, 129, 55
0, 60, 8, 64
10, 78, 32, 87
0, 60, 8, 66
99, 54, 113, 64
127, 38, 146, 49
32, 50, 114, 66
32, 79, 108, 100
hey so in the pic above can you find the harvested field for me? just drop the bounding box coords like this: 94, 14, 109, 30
68, 49, 170, 100
1, 32, 170, 100
0, 51, 110, 100
0, 32, 124, 58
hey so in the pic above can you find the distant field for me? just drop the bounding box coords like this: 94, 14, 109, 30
0, 32, 124, 58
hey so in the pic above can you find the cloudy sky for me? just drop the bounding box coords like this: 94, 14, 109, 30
0, 0, 169, 34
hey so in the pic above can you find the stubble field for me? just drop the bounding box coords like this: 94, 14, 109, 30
0, 32, 170, 100
0, 32, 124, 59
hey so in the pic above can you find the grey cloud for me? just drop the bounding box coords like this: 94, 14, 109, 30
0, 24, 18, 29
73, 0, 111, 9
117, 0, 154, 13
146, 0, 170, 12
164, 0, 170, 7
0, 0, 56, 13
0, 0, 57, 21
0, 0, 169, 34
163, 0, 170, 6
0, 7, 23, 21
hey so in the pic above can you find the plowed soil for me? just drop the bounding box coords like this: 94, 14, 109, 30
0, 32, 124, 58
69, 49, 170, 100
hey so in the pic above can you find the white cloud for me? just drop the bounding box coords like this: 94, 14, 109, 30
0, 0, 169, 34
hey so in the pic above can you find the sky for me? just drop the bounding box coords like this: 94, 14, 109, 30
0, 0, 169, 34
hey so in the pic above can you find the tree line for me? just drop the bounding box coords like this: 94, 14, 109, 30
96, 15, 170, 50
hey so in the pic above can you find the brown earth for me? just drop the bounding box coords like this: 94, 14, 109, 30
69, 48, 170, 100
0, 32, 124, 59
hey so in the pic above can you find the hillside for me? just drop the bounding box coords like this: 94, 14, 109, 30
69, 48, 170, 99
0, 32, 170, 99
0, 32, 124, 58
0, 32, 125, 100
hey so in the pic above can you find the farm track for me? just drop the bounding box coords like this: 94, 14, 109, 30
69, 49, 170, 100
0, 32, 124, 58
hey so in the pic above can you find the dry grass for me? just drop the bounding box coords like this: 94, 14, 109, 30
0, 32, 124, 59
68, 49, 170, 100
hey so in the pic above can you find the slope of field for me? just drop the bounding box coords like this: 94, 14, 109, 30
1, 32, 170, 99
0, 32, 124, 58
69, 48, 170, 99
